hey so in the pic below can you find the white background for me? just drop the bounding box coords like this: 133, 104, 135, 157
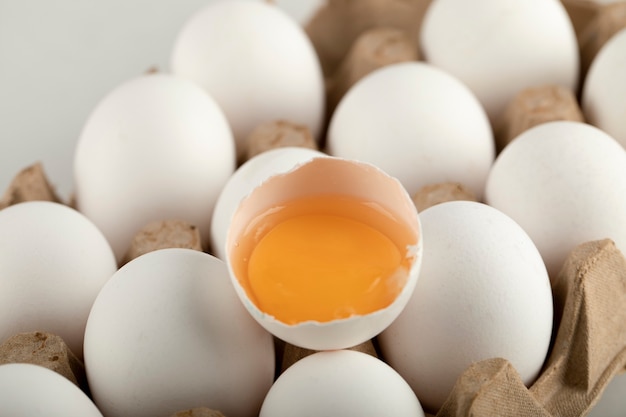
0, 0, 321, 200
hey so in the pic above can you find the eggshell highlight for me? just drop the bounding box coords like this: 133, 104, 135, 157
327, 61, 494, 199
171, 0, 325, 159
420, 0, 579, 125
74, 73, 235, 262
0, 201, 117, 358
378, 201, 553, 413
84, 248, 275, 417
485, 121, 626, 279
582, 28, 626, 149
260, 350, 425, 417
0, 363, 102, 417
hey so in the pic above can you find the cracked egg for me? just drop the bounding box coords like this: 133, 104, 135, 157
225, 157, 422, 350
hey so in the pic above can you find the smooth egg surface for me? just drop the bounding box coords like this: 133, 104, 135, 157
0, 363, 103, 417
74, 73, 235, 262
260, 350, 425, 417
0, 201, 116, 359
171, 0, 325, 159
327, 61, 494, 199
485, 121, 626, 279
84, 248, 275, 417
379, 201, 553, 413
582, 28, 626, 149
420, 0, 579, 125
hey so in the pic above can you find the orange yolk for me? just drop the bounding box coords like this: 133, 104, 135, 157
246, 213, 407, 324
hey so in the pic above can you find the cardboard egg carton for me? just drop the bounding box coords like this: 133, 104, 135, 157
436, 238, 626, 417
302, 2, 626, 416
2, 1, 626, 415
3, 161, 626, 417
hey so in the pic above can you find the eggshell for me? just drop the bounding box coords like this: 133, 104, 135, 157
0, 363, 102, 417
171, 0, 325, 159
485, 120, 626, 279
378, 201, 553, 413
225, 157, 422, 350
582, 28, 626, 149
326, 61, 494, 199
74, 73, 235, 262
260, 350, 425, 417
83, 248, 274, 417
0, 201, 116, 358
211, 147, 326, 260
420, 0, 579, 125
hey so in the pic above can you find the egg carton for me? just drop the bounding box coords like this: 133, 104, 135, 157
309, 3, 626, 415
434, 238, 626, 417
2, 0, 626, 416
2, 162, 626, 417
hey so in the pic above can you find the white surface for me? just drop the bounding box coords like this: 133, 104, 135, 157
327, 61, 494, 199
588, 372, 626, 417
485, 121, 626, 280
420, 0, 579, 126
0, 0, 322, 201
84, 248, 275, 417
0, 201, 117, 359
379, 201, 553, 412
73, 73, 235, 262
582, 28, 626, 149
171, 0, 325, 159
260, 350, 425, 417
0, 363, 103, 417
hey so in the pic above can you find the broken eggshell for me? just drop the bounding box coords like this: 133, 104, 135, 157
211, 147, 327, 261
225, 157, 422, 350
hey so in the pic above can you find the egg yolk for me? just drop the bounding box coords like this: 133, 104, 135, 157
245, 212, 408, 324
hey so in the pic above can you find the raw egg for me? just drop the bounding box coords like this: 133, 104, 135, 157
225, 157, 422, 350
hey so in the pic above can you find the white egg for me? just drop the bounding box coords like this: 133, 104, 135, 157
171, 0, 325, 159
485, 121, 626, 279
420, 0, 579, 125
74, 73, 235, 262
260, 350, 425, 417
84, 248, 274, 417
0, 201, 116, 358
582, 28, 626, 149
327, 62, 494, 199
211, 147, 326, 260
378, 201, 553, 413
0, 363, 102, 416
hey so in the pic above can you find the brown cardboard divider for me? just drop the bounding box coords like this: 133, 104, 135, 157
436, 239, 626, 417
